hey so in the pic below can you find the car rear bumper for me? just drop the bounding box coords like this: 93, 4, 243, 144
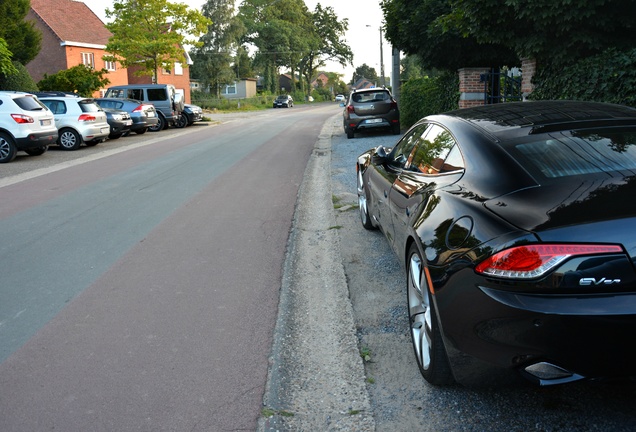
434, 268, 636, 386
15, 131, 59, 149
79, 125, 110, 141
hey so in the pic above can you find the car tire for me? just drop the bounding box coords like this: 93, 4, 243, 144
357, 168, 375, 230
149, 114, 165, 132
346, 128, 354, 139
84, 140, 101, 146
0, 132, 17, 163
135, 128, 147, 135
58, 128, 82, 150
392, 123, 401, 135
407, 243, 454, 386
175, 113, 188, 128
24, 146, 48, 156
108, 133, 122, 140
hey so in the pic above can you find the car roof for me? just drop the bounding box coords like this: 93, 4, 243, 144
438, 101, 636, 140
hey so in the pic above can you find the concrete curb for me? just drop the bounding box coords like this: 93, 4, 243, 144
258, 115, 375, 431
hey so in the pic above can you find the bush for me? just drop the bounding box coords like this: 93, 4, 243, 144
0, 61, 38, 92
531, 48, 636, 107
400, 72, 459, 128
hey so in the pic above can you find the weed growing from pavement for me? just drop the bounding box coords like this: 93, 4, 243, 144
360, 346, 372, 362
328, 225, 343, 230
261, 407, 294, 418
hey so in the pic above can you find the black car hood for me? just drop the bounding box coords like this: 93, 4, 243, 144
484, 175, 636, 233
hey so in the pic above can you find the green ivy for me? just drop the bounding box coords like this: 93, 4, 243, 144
400, 72, 460, 128
531, 48, 636, 107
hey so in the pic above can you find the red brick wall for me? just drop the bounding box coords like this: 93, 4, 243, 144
25, 11, 67, 83
458, 67, 489, 109
521, 58, 537, 100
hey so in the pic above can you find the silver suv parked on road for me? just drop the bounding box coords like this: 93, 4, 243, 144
0, 91, 57, 163
343, 87, 400, 139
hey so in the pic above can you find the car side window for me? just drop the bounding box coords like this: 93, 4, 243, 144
42, 100, 66, 115
147, 89, 167, 101
409, 124, 462, 174
388, 124, 430, 169
127, 89, 143, 100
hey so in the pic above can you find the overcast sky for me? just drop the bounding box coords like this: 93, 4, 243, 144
80, 0, 391, 81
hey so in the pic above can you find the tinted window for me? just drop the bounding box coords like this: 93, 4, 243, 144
410, 124, 458, 174
78, 101, 101, 113
509, 130, 636, 178
388, 123, 429, 168
14, 96, 45, 111
147, 88, 167, 101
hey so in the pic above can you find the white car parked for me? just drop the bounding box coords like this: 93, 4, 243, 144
0, 91, 57, 163
36, 93, 110, 150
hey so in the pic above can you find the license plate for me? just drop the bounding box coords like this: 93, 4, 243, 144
125, 120, 132, 126
147, 112, 155, 117
367, 118, 382, 124
41, 119, 51, 126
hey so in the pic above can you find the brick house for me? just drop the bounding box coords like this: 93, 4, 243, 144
26, 0, 192, 102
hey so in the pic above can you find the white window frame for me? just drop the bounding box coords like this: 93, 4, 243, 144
81, 52, 95, 68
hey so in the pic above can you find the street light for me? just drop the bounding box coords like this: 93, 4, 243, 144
366, 25, 385, 87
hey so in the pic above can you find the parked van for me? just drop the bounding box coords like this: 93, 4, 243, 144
104, 84, 184, 132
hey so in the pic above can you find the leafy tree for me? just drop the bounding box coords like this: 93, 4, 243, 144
190, 0, 245, 97
233, 46, 254, 79
0, 0, 41, 65
446, 0, 636, 65
380, 0, 517, 72
299, 4, 352, 96
238, 0, 312, 93
0, 39, 17, 77
0, 61, 38, 92
104, 0, 210, 82
351, 64, 378, 85
37, 64, 110, 97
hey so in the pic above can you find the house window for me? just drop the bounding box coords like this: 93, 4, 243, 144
224, 84, 236, 95
81, 52, 94, 68
174, 63, 183, 76
104, 60, 116, 71
162, 68, 171, 75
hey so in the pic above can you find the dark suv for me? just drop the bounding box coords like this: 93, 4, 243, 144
343, 88, 400, 139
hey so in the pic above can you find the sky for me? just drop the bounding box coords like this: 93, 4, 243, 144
80, 0, 392, 82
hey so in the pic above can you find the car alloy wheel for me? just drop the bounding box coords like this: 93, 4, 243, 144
149, 114, 165, 132
0, 132, 17, 163
407, 244, 454, 385
357, 168, 375, 230
58, 128, 81, 150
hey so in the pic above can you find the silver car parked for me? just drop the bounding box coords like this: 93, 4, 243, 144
36, 93, 110, 150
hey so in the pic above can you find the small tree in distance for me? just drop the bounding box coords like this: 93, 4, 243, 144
37, 65, 110, 97
104, 0, 210, 83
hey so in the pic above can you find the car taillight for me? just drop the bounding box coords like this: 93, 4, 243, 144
347, 105, 355, 113
78, 114, 97, 122
132, 105, 143, 112
11, 114, 34, 124
475, 244, 623, 279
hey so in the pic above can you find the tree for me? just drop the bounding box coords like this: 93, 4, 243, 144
233, 46, 254, 80
190, 0, 245, 97
0, 0, 41, 65
104, 0, 210, 82
351, 64, 378, 85
445, 0, 636, 65
0, 39, 17, 77
299, 4, 353, 97
238, 0, 312, 94
37, 64, 110, 97
380, 0, 517, 72
0, 62, 38, 92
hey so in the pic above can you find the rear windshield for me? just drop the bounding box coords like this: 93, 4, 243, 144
97, 100, 123, 109
506, 129, 636, 179
14, 96, 46, 111
79, 100, 102, 113
352, 91, 390, 103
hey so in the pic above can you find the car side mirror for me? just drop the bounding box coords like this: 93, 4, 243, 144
372, 146, 389, 165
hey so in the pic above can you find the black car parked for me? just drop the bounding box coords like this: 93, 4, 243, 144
95, 98, 159, 135
357, 101, 636, 387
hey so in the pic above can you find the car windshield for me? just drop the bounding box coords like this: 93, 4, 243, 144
276, 96, 288, 100
506, 129, 636, 179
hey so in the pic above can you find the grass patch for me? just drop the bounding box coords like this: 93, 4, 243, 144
261, 407, 294, 418
328, 225, 343, 230
360, 346, 372, 363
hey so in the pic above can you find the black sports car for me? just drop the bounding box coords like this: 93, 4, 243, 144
356, 101, 636, 387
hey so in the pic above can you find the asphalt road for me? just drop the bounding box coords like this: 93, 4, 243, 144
0, 104, 338, 431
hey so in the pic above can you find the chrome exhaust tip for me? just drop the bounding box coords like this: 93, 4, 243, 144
523, 362, 585, 386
